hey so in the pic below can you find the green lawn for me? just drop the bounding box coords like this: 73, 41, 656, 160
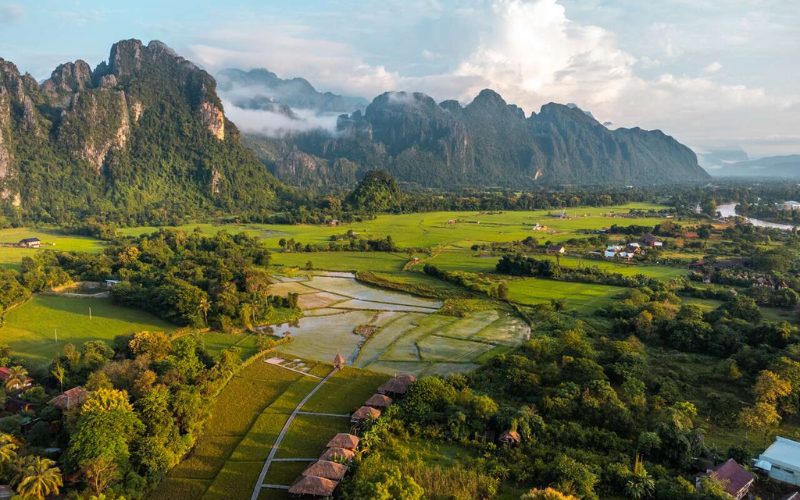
0, 227, 105, 269
1, 295, 175, 369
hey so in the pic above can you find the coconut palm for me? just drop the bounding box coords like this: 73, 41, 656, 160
16, 456, 62, 499
0, 433, 18, 480
4, 365, 28, 392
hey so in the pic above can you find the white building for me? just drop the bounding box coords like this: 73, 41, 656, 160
754, 436, 800, 486
782, 201, 800, 211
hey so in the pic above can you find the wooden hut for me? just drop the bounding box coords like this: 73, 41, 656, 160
364, 393, 392, 408
288, 475, 339, 497
377, 374, 416, 396
333, 354, 346, 370
351, 406, 381, 424
499, 430, 522, 446
320, 447, 355, 462
326, 433, 359, 450
302, 460, 348, 481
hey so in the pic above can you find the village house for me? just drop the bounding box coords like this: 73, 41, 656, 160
546, 244, 566, 255
327, 219, 339, 227
754, 436, 800, 486
696, 459, 755, 500
641, 233, 664, 248
18, 237, 40, 249
626, 242, 642, 254
782, 201, 800, 211
49, 386, 89, 410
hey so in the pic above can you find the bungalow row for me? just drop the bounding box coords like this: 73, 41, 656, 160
287, 363, 418, 497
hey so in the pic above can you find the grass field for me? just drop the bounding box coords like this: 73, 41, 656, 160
0, 227, 105, 269
506, 277, 625, 313
2, 295, 175, 369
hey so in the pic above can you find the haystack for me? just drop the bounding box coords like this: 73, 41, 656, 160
288, 475, 338, 497
326, 433, 360, 450
302, 460, 348, 481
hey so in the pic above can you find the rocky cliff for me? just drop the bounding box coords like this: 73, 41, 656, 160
0, 39, 280, 222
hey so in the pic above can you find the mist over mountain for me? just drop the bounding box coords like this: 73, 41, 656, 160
246, 89, 709, 189
710, 154, 800, 178
0, 40, 282, 223
217, 68, 368, 137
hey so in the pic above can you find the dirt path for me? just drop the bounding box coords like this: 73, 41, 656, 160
250, 367, 338, 500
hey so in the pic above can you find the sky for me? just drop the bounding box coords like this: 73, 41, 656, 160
1, 0, 799, 158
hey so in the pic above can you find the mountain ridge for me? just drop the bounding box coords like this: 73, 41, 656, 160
247, 88, 709, 189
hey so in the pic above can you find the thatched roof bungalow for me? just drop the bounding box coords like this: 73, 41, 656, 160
302, 460, 348, 481
333, 354, 346, 370
351, 406, 381, 423
288, 475, 339, 497
326, 433, 360, 450
364, 393, 392, 408
377, 374, 416, 395
320, 447, 355, 462
499, 430, 521, 446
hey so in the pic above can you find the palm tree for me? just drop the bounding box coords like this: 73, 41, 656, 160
16, 456, 62, 499
4, 365, 28, 392
0, 433, 18, 474
624, 455, 655, 500
51, 361, 65, 394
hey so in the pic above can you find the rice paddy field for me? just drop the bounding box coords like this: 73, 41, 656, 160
154, 359, 385, 500
268, 273, 530, 375
1, 295, 175, 369
120, 203, 679, 251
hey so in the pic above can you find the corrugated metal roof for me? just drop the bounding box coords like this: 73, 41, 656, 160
759, 437, 800, 470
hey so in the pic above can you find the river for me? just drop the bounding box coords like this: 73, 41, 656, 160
716, 202, 798, 231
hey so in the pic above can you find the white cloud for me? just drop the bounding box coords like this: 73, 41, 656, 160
0, 4, 23, 24
223, 100, 340, 137
189, 0, 800, 155
703, 61, 722, 74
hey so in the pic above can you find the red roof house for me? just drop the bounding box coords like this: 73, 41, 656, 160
697, 459, 755, 500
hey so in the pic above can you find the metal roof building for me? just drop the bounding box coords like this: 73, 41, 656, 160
754, 437, 800, 486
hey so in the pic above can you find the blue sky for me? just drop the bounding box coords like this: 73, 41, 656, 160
1, 0, 798, 157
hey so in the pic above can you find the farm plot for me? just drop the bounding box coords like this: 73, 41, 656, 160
153, 360, 307, 500
269, 274, 530, 375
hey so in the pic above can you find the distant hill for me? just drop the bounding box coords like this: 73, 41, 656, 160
0, 39, 284, 222
217, 68, 368, 114
246, 89, 709, 189
710, 155, 800, 178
